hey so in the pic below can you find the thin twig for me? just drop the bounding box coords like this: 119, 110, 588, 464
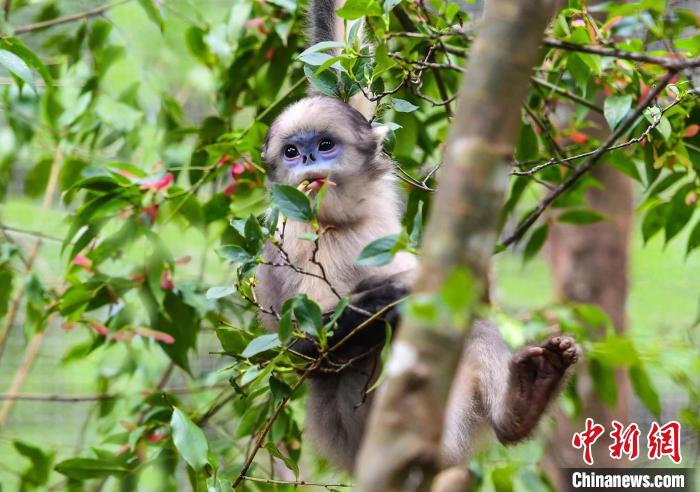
543, 38, 700, 70
0, 384, 231, 402
387, 29, 700, 71
501, 70, 678, 247
511, 97, 682, 176
530, 77, 603, 113
14, 0, 130, 34
393, 163, 439, 192
233, 294, 408, 487
0, 315, 53, 426
232, 361, 318, 488
241, 476, 352, 488
195, 391, 236, 426
0, 143, 63, 363
522, 104, 568, 163
0, 225, 62, 242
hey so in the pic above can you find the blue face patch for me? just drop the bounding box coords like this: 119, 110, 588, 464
281, 131, 342, 170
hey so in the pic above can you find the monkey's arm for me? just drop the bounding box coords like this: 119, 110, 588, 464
289, 280, 409, 361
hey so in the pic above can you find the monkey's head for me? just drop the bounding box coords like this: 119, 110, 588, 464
263, 96, 393, 225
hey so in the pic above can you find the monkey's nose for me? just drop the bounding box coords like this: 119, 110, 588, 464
302, 155, 308, 164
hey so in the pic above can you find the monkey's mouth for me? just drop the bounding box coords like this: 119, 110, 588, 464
297, 177, 337, 192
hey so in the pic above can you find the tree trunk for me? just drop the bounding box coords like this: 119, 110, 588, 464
355, 0, 556, 490
545, 163, 634, 476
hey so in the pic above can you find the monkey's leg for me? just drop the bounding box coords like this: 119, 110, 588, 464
491, 334, 580, 443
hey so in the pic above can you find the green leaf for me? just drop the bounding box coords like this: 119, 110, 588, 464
642, 202, 669, 243
0, 268, 13, 319
298, 41, 345, 60
440, 267, 475, 314
206, 286, 235, 299
279, 304, 293, 342
265, 442, 299, 477
603, 94, 632, 130
244, 215, 264, 255
408, 201, 423, 249
218, 245, 253, 263
88, 19, 113, 51
14, 440, 54, 487
0, 49, 35, 92
665, 183, 696, 243
151, 292, 198, 373
292, 294, 323, 336
136, 0, 164, 31
655, 115, 672, 141
687, 220, 700, 257
59, 285, 92, 318
299, 51, 334, 66
216, 328, 249, 354
269, 376, 292, 401
267, 0, 297, 11
0, 38, 52, 87
170, 407, 209, 471
242, 334, 281, 358
304, 64, 338, 97
271, 184, 312, 222
630, 363, 661, 418
324, 296, 350, 330
588, 358, 617, 407
355, 234, 400, 266
55, 458, 128, 480
336, 0, 382, 19
515, 122, 539, 162
590, 336, 638, 367
297, 232, 319, 241
557, 209, 606, 225
492, 465, 516, 492
392, 97, 419, 113
523, 224, 548, 262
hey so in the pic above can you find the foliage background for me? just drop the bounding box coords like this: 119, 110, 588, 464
0, 0, 698, 490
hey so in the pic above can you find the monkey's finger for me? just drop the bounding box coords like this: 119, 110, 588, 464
543, 336, 562, 352
514, 346, 543, 364
563, 347, 578, 363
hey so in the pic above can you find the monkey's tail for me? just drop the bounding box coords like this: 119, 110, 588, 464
308, 0, 342, 48
307, 0, 375, 119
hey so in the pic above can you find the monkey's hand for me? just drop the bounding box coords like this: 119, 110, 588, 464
496, 335, 580, 444
289, 283, 409, 362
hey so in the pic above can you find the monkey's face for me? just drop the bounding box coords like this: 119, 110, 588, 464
278, 130, 344, 188
263, 96, 392, 224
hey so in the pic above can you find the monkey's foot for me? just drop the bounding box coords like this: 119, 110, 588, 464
496, 335, 580, 443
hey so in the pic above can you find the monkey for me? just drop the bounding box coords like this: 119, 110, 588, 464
253, 0, 581, 473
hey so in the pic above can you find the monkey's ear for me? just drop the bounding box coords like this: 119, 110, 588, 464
371, 125, 389, 150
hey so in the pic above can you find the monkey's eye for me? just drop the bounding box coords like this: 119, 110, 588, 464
318, 138, 335, 152
284, 145, 299, 159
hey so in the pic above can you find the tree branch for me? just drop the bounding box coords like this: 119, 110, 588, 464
355, 0, 557, 489
501, 70, 678, 247
543, 38, 700, 70
512, 97, 681, 176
